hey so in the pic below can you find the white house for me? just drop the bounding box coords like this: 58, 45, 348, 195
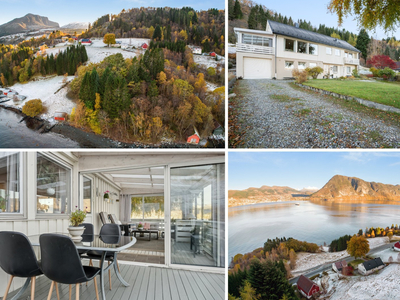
234, 20, 361, 79
0, 151, 225, 296
358, 258, 385, 275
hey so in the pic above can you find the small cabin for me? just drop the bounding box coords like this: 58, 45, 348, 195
358, 258, 385, 275
54, 112, 68, 121
210, 52, 216, 57
332, 260, 348, 273
81, 38, 92, 45
141, 43, 148, 50
192, 46, 202, 55
297, 275, 320, 299
187, 133, 200, 144
393, 242, 400, 252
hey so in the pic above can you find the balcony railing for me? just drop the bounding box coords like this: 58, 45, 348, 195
236, 43, 274, 55
344, 57, 360, 65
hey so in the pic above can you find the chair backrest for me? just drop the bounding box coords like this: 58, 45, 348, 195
108, 214, 121, 225
81, 223, 94, 242
0, 231, 41, 277
40, 234, 87, 284
99, 212, 110, 225
99, 224, 121, 244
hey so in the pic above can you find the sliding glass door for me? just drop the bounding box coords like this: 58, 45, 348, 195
170, 163, 225, 268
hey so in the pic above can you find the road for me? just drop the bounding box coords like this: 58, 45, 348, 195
289, 241, 397, 284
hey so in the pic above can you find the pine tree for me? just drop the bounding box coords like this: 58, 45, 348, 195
153, 25, 162, 40
228, 0, 235, 20
87, 68, 100, 109
233, 0, 243, 19
79, 72, 91, 105
248, 7, 258, 29
356, 29, 370, 59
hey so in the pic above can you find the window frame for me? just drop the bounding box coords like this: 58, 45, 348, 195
82, 175, 93, 215
326, 47, 332, 55
309, 43, 318, 55
297, 41, 308, 54
333, 66, 338, 73
36, 152, 72, 219
347, 67, 351, 74
242, 34, 273, 47
284, 38, 295, 52
298, 62, 306, 69
0, 152, 24, 218
285, 61, 294, 69
335, 49, 341, 56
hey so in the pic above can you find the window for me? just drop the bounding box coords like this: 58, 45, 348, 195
285, 61, 294, 69
297, 41, 307, 53
253, 35, 263, 46
348, 53, 353, 58
335, 49, 341, 56
37, 153, 71, 215
285, 39, 295, 52
131, 195, 164, 220
82, 176, 92, 214
0, 152, 20, 213
309, 43, 318, 55
298, 62, 306, 69
347, 67, 351, 73
242, 34, 272, 47
242, 34, 252, 45
309, 63, 317, 68
263, 37, 272, 47
333, 66, 338, 73
326, 47, 332, 55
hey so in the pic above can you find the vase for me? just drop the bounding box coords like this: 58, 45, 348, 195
68, 226, 85, 243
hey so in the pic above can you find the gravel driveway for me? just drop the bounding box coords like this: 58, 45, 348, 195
231, 79, 400, 148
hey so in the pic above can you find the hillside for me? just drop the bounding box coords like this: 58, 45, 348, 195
310, 175, 400, 202
0, 14, 59, 37
61, 22, 89, 30
228, 185, 313, 207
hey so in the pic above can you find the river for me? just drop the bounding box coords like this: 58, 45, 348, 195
0, 107, 80, 148
228, 200, 400, 259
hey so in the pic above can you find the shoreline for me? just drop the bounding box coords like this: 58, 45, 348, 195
0, 105, 208, 148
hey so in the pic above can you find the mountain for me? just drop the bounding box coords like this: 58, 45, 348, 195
228, 185, 311, 207
310, 175, 400, 202
0, 14, 59, 37
61, 22, 89, 30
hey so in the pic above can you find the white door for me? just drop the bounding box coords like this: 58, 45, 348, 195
243, 57, 272, 79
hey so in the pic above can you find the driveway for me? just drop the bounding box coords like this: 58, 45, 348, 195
231, 79, 400, 148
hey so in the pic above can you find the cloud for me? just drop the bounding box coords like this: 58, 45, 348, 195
341, 152, 369, 163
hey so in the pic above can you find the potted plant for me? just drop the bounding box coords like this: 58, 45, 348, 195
104, 191, 110, 200
68, 207, 87, 243
137, 222, 143, 230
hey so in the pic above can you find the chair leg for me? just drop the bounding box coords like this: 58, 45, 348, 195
55, 282, 60, 300
93, 277, 100, 300
75, 283, 80, 300
31, 276, 36, 300
47, 281, 54, 300
69, 285, 72, 300
108, 261, 112, 290
3, 275, 14, 300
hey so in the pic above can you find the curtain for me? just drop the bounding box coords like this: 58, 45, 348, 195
119, 194, 132, 223
7, 153, 19, 212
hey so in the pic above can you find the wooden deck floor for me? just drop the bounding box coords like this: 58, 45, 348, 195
7, 263, 225, 300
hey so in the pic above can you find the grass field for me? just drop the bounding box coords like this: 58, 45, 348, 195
303, 80, 400, 109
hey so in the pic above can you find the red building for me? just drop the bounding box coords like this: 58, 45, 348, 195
394, 241, 400, 252
297, 275, 319, 299
187, 133, 200, 144
141, 43, 148, 50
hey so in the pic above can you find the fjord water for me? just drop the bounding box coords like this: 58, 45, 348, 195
0, 107, 79, 148
229, 201, 400, 259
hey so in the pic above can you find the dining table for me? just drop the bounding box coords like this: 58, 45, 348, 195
21, 232, 137, 300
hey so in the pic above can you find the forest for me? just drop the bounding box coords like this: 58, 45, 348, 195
68, 47, 224, 144
0, 44, 87, 86
81, 7, 225, 55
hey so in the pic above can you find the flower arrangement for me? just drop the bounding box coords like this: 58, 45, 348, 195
138, 222, 143, 230
69, 207, 87, 227
104, 191, 110, 199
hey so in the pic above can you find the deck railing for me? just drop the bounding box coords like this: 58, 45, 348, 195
236, 43, 274, 55
344, 57, 360, 65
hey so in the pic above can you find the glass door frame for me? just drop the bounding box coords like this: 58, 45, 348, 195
165, 157, 225, 274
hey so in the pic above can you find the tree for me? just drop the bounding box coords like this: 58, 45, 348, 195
239, 281, 258, 300
355, 29, 370, 60
153, 25, 162, 40
331, 32, 341, 39
228, 0, 235, 20
328, 0, 400, 32
248, 7, 258, 29
347, 235, 370, 259
233, 0, 243, 19
366, 55, 397, 69
103, 33, 116, 47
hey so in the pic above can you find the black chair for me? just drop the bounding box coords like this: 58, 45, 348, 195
190, 225, 201, 258
84, 224, 121, 290
40, 234, 101, 300
99, 212, 110, 225
0, 231, 43, 300
79, 223, 94, 255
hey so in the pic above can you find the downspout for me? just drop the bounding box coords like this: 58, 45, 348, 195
274, 35, 277, 79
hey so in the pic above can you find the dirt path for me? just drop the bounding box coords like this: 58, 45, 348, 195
230, 79, 400, 148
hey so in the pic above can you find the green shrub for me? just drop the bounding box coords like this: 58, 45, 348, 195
352, 68, 360, 78
370, 67, 379, 77
305, 66, 323, 79
292, 68, 308, 84
378, 67, 395, 80
22, 99, 43, 117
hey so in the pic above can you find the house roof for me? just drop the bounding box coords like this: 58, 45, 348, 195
268, 20, 361, 53
394, 241, 400, 248
297, 275, 316, 294
334, 260, 347, 270
362, 258, 384, 271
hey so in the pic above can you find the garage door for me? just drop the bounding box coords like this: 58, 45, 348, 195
243, 57, 272, 79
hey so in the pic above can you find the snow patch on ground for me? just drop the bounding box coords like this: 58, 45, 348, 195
371, 248, 400, 263
316, 265, 400, 300
193, 55, 224, 70
228, 44, 236, 54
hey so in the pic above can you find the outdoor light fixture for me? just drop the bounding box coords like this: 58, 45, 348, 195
46, 188, 55, 196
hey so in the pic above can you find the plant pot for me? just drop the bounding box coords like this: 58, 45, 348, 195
68, 226, 85, 243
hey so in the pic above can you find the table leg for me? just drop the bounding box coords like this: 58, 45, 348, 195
113, 253, 129, 287
99, 252, 107, 300
10, 277, 31, 300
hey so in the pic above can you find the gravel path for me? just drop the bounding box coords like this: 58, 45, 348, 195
233, 79, 400, 148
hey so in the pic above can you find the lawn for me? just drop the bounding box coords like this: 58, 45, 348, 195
303, 80, 400, 109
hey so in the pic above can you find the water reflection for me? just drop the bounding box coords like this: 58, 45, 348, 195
228, 201, 400, 259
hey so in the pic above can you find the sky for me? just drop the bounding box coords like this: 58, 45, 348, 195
0, 0, 224, 27
229, 151, 400, 191
259, 0, 398, 40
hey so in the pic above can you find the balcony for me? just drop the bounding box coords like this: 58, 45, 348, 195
236, 43, 274, 55
344, 57, 359, 65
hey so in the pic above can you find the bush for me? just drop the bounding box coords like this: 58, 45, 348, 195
370, 67, 379, 77
352, 68, 360, 78
305, 66, 323, 79
378, 67, 395, 80
292, 68, 308, 84
22, 99, 43, 117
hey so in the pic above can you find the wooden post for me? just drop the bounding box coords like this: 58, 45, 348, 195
75, 283, 80, 300
47, 281, 54, 300
31, 277, 36, 300
3, 275, 14, 300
